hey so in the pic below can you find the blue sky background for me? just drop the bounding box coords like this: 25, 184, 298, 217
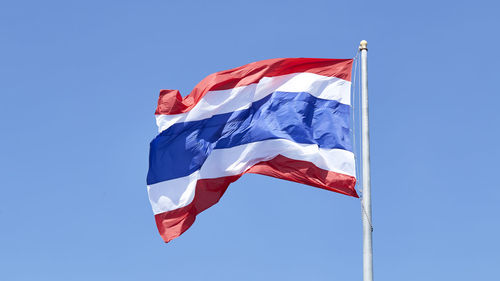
1, 0, 499, 280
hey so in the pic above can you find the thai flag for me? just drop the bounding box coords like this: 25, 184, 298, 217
147, 58, 357, 242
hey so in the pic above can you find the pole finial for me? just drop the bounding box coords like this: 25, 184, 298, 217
359, 40, 368, 51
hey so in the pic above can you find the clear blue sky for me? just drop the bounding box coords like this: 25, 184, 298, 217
1, 1, 499, 280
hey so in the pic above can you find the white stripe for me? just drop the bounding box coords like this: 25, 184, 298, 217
156, 72, 351, 132
201, 140, 355, 178
147, 171, 199, 215
148, 139, 355, 214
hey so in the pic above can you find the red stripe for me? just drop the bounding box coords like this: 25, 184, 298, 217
155, 58, 353, 115
154, 155, 357, 243
246, 155, 358, 197
154, 175, 241, 243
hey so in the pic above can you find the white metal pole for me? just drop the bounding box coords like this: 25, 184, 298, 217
359, 40, 373, 281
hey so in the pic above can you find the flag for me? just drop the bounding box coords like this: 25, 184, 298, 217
147, 58, 357, 242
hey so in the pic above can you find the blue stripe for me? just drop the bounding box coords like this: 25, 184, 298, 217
147, 91, 352, 185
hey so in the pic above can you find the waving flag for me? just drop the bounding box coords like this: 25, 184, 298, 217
147, 58, 357, 242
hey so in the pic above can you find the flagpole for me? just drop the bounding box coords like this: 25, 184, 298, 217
359, 40, 373, 281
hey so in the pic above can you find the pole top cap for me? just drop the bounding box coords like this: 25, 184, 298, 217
359, 40, 368, 50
